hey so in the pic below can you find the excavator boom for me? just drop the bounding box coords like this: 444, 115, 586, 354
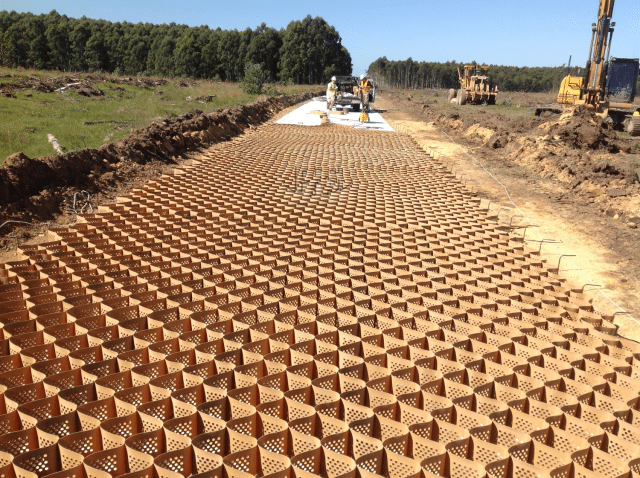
583, 0, 615, 101
557, 0, 615, 106
597, 0, 615, 23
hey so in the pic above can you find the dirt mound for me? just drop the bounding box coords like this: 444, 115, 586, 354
540, 106, 621, 151
503, 137, 639, 186
390, 90, 640, 221
420, 103, 637, 189
436, 104, 630, 154
0, 73, 167, 94
482, 107, 639, 194
0, 91, 321, 242
421, 110, 548, 142
175, 78, 198, 88
76, 87, 105, 97
112, 75, 167, 88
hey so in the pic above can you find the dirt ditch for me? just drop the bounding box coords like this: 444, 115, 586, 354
0, 91, 321, 247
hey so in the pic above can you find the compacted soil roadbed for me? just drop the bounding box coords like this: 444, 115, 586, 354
0, 119, 637, 478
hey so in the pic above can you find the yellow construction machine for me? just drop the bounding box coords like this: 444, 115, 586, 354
537, 0, 640, 135
448, 65, 498, 105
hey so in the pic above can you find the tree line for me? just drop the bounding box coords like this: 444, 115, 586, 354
0, 10, 352, 83
367, 57, 615, 93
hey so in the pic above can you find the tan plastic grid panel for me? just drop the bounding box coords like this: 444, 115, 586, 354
1, 123, 640, 478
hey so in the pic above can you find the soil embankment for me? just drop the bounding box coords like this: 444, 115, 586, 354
0, 91, 321, 240
377, 91, 640, 335
384, 90, 640, 224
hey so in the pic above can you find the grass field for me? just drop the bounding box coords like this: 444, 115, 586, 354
383, 87, 560, 119
0, 68, 320, 164
386, 87, 640, 122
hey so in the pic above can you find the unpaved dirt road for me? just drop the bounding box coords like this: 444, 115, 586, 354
376, 93, 640, 340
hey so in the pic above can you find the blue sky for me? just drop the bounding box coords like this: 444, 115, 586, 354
3, 0, 640, 75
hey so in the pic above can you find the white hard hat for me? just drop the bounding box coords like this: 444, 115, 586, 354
331, 76, 336, 81
360, 74, 365, 79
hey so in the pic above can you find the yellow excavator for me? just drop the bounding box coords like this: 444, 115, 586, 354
537, 0, 640, 135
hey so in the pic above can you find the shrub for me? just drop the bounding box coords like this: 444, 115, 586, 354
263, 84, 282, 96
240, 63, 270, 95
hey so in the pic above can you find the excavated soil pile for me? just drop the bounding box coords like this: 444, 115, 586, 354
0, 91, 320, 236
542, 105, 621, 151
388, 90, 640, 218
473, 107, 640, 218
386, 89, 633, 154
499, 107, 640, 191
175, 78, 199, 88
418, 105, 629, 155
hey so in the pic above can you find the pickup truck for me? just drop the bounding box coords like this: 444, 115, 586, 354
331, 75, 376, 111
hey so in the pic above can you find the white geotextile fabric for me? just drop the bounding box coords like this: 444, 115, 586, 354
276, 98, 396, 131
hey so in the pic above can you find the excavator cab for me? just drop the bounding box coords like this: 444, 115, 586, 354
558, 57, 638, 105
604, 57, 639, 103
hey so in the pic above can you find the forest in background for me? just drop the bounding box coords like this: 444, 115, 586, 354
5, 10, 639, 93
367, 57, 640, 94
0, 10, 352, 83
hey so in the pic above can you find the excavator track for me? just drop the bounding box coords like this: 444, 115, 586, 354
627, 115, 640, 137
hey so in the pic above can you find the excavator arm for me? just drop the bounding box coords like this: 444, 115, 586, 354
558, 0, 615, 106
582, 0, 615, 103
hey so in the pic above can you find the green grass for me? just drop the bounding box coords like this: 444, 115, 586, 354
0, 69, 319, 164
0, 66, 69, 78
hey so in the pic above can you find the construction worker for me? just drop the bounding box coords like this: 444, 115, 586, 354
359, 74, 372, 112
327, 76, 338, 111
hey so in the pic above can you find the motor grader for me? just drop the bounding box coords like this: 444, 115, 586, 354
448, 65, 498, 105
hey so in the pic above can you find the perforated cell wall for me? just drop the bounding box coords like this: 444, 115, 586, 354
1, 123, 640, 478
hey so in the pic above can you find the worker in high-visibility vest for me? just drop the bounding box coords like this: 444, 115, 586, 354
359, 74, 372, 112
327, 76, 338, 111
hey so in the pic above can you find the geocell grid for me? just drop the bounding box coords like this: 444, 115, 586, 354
0, 123, 638, 478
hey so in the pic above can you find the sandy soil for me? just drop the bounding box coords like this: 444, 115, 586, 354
376, 93, 640, 341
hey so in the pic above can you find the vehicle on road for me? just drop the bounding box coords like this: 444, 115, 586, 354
331, 76, 376, 111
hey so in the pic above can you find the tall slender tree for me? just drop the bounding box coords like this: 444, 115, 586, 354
0, 11, 353, 84
279, 15, 351, 84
